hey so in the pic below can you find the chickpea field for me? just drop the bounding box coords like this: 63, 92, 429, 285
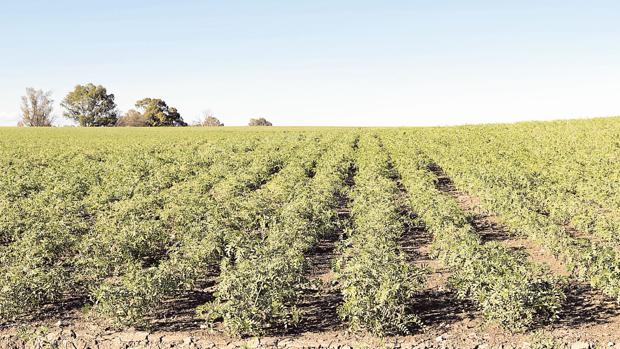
1, 118, 620, 347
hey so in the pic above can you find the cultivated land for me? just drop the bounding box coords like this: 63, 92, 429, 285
1, 118, 620, 348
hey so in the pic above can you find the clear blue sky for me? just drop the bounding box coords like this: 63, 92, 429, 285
1, 0, 619, 126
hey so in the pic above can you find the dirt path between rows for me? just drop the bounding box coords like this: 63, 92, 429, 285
387, 156, 478, 334
427, 162, 620, 341
428, 163, 568, 277
293, 161, 356, 335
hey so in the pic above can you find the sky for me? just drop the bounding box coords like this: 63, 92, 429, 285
0, 0, 619, 127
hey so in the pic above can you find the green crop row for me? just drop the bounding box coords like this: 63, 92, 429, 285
335, 134, 426, 336
0, 139, 220, 320
0, 130, 307, 322
382, 134, 566, 331
89, 138, 292, 326
199, 133, 356, 336
410, 126, 620, 303
1, 120, 619, 336
410, 121, 620, 247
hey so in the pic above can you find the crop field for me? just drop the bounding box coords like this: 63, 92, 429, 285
1, 118, 620, 348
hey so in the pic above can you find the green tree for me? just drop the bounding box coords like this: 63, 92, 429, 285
20, 88, 54, 127
135, 98, 187, 127
248, 117, 272, 126
61, 83, 118, 126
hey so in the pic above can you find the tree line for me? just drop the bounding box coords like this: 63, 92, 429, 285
17, 84, 273, 127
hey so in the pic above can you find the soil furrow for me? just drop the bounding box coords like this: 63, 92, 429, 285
427, 163, 567, 276
427, 162, 620, 333
295, 158, 356, 334
387, 156, 476, 330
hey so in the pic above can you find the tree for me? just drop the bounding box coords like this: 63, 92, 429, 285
20, 88, 54, 127
116, 109, 148, 127
248, 117, 272, 126
135, 98, 187, 127
201, 110, 224, 127
61, 83, 118, 126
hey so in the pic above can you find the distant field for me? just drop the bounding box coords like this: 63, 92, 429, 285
1, 118, 620, 348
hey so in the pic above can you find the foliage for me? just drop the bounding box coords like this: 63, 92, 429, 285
335, 134, 426, 335
249, 117, 272, 126
382, 133, 566, 331
135, 98, 187, 127
199, 135, 355, 336
61, 83, 118, 126
1, 119, 619, 336
91, 141, 286, 327
404, 119, 620, 303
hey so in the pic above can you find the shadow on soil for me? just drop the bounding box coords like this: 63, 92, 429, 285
290, 161, 358, 335
554, 283, 620, 329
293, 228, 345, 335
427, 162, 620, 331
401, 225, 476, 330
148, 275, 217, 332
391, 156, 475, 332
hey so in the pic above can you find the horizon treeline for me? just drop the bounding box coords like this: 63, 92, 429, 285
16, 84, 273, 127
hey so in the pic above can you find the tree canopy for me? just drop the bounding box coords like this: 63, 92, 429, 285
248, 117, 273, 126
61, 83, 119, 126
135, 98, 187, 127
20, 88, 54, 127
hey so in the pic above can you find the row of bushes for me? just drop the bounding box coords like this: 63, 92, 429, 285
416, 129, 620, 304
335, 134, 426, 335
199, 134, 356, 336
0, 133, 297, 322
382, 133, 566, 331
89, 140, 289, 326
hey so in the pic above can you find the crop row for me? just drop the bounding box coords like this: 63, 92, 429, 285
0, 132, 308, 322
382, 134, 566, 330
334, 134, 426, 335
89, 136, 294, 326
416, 122, 620, 247
407, 126, 620, 303
0, 138, 223, 320
2, 122, 618, 336
199, 133, 357, 335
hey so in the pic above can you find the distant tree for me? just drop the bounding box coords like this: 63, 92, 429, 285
20, 88, 54, 127
201, 110, 224, 127
248, 117, 272, 126
116, 109, 148, 127
61, 83, 118, 126
135, 98, 187, 127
